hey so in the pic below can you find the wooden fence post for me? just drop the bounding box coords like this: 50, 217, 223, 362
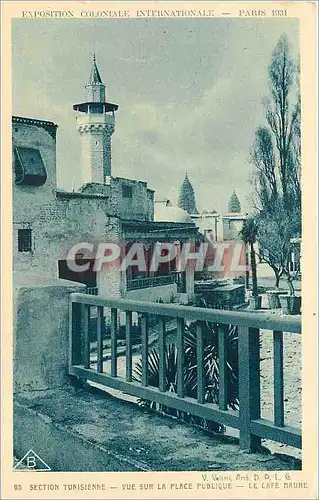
69, 301, 82, 369
238, 326, 261, 452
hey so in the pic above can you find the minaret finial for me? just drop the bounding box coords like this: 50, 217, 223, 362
87, 54, 103, 86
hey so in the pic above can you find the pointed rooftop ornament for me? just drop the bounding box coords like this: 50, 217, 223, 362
178, 173, 198, 214
88, 53, 103, 84
73, 54, 119, 112
228, 190, 241, 213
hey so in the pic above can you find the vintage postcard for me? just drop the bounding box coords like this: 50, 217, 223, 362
1, 1, 318, 499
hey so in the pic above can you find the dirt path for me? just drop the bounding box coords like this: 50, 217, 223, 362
260, 329, 302, 459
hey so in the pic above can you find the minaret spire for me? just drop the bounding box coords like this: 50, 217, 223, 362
88, 53, 103, 87
73, 56, 119, 186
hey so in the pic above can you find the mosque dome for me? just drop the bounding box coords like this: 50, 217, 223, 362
228, 190, 241, 213
154, 200, 194, 224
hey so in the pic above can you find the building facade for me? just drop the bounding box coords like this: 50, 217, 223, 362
13, 57, 199, 304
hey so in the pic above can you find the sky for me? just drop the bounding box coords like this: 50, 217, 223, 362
12, 18, 299, 213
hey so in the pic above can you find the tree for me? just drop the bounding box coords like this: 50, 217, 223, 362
288, 88, 301, 210
251, 126, 277, 212
240, 217, 259, 303
256, 199, 300, 292
250, 35, 301, 290
264, 34, 300, 211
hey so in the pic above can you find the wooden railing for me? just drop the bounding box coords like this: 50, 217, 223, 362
69, 293, 301, 452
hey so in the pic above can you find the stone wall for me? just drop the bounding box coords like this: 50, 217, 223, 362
14, 187, 116, 279
147, 189, 155, 221
13, 118, 57, 191
13, 278, 86, 392
13, 118, 122, 295
110, 177, 154, 222
12, 118, 187, 302
13, 119, 58, 277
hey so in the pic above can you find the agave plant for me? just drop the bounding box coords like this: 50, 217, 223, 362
133, 321, 239, 434
183, 321, 239, 410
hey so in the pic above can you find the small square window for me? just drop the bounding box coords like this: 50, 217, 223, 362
18, 229, 32, 252
122, 185, 133, 198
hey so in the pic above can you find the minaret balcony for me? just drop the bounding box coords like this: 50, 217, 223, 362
73, 102, 118, 114
76, 112, 115, 130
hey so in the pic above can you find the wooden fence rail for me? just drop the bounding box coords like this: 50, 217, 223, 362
69, 293, 301, 452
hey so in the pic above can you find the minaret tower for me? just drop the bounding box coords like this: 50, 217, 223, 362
73, 54, 118, 185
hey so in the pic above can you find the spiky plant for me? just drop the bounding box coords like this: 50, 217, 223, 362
183, 321, 239, 410
133, 321, 239, 434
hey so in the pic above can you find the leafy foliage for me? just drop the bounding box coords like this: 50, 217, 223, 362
133, 321, 239, 434
263, 34, 300, 212
249, 35, 301, 290
257, 199, 301, 294
240, 216, 258, 246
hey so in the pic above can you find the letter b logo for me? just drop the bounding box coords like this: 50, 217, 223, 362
27, 456, 36, 468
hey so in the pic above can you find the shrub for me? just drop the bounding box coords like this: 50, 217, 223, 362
133, 321, 239, 433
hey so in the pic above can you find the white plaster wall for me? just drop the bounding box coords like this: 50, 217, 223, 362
77, 114, 115, 186
185, 265, 195, 300
110, 178, 154, 222
13, 278, 86, 392
192, 215, 219, 240
97, 266, 124, 299
79, 130, 107, 185
222, 218, 245, 241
